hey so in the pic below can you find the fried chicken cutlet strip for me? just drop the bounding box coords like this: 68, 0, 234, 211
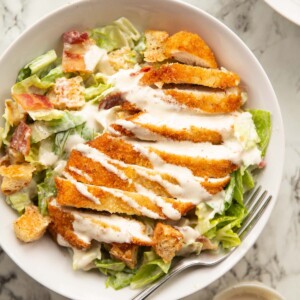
48, 199, 153, 250
164, 31, 218, 68
55, 177, 194, 220
144, 30, 169, 63
110, 117, 223, 144
163, 87, 244, 113
87, 133, 237, 178
65, 147, 230, 196
140, 63, 240, 89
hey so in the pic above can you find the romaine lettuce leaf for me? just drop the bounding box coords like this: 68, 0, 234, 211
72, 244, 102, 271
30, 112, 85, 143
248, 109, 271, 157
84, 83, 112, 101
89, 17, 141, 52
41, 65, 68, 83
17, 50, 57, 82
37, 169, 57, 215
12, 74, 53, 95
28, 109, 65, 121
6, 191, 31, 214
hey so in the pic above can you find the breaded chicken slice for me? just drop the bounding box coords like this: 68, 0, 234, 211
55, 177, 194, 220
109, 243, 139, 269
140, 63, 240, 89
65, 148, 230, 196
164, 31, 218, 68
153, 222, 184, 263
48, 199, 153, 250
144, 30, 169, 63
14, 205, 50, 243
163, 86, 245, 113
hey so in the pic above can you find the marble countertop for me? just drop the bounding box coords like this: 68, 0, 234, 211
0, 0, 299, 299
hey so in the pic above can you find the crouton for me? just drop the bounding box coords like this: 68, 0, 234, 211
50, 76, 85, 110
110, 243, 139, 269
14, 205, 50, 243
108, 47, 137, 71
4, 99, 26, 127
0, 164, 35, 195
153, 222, 184, 263
144, 30, 169, 62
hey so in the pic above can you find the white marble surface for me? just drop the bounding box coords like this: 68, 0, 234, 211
0, 0, 299, 299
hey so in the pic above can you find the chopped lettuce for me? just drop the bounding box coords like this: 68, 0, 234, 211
249, 110, 271, 157
233, 169, 244, 206
41, 65, 68, 83
29, 109, 65, 121
12, 74, 53, 95
30, 112, 85, 143
106, 271, 135, 290
37, 169, 57, 215
130, 251, 171, 289
96, 259, 127, 273
89, 17, 141, 52
17, 50, 57, 82
6, 191, 31, 214
73, 244, 102, 271
84, 83, 112, 101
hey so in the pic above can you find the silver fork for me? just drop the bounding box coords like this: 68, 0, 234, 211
132, 186, 272, 300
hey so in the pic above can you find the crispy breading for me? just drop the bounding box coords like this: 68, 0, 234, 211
144, 30, 169, 63
87, 134, 236, 178
109, 243, 139, 269
55, 177, 194, 220
140, 63, 240, 89
163, 87, 243, 113
66, 149, 229, 196
48, 200, 91, 250
0, 164, 35, 195
14, 205, 50, 243
48, 200, 154, 249
164, 31, 218, 68
111, 115, 223, 144
153, 222, 183, 263
50, 76, 85, 110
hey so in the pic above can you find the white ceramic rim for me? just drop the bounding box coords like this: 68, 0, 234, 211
0, 0, 285, 299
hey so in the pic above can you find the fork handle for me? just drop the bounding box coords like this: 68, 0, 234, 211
132, 261, 190, 300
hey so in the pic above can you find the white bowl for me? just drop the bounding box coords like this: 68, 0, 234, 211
0, 0, 284, 299
213, 281, 285, 300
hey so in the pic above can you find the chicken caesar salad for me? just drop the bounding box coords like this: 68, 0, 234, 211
0, 18, 271, 290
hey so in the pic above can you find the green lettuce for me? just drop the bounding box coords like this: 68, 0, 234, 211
17, 50, 57, 82
37, 169, 57, 215
6, 191, 31, 214
249, 109, 271, 157
41, 65, 68, 83
84, 83, 112, 102
130, 251, 171, 289
12, 74, 53, 95
30, 112, 85, 143
89, 17, 141, 52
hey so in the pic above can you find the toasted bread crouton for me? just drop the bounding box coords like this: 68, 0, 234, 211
153, 222, 183, 263
50, 76, 85, 110
144, 30, 169, 62
164, 31, 217, 68
110, 243, 139, 269
0, 164, 35, 195
14, 205, 50, 243
140, 63, 240, 89
108, 47, 137, 71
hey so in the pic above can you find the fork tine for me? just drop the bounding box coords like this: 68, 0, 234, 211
244, 185, 262, 208
238, 194, 272, 238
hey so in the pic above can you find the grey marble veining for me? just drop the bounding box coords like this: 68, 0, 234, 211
0, 0, 299, 299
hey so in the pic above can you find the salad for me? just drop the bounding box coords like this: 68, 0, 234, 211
0, 17, 271, 290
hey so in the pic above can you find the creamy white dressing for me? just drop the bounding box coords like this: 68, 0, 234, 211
64, 134, 86, 154
63, 172, 100, 204
176, 226, 200, 244
68, 166, 92, 182
84, 45, 104, 72
75, 103, 103, 131
72, 210, 152, 244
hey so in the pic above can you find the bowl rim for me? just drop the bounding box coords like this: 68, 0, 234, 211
0, 0, 285, 299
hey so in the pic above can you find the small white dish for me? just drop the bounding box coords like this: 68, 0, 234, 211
213, 281, 285, 300
0, 0, 285, 299
265, 0, 300, 26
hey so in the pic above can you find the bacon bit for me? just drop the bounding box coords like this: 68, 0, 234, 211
13, 93, 53, 111
63, 31, 89, 44
130, 66, 152, 77
64, 51, 82, 59
10, 121, 32, 156
258, 160, 266, 169
99, 92, 126, 110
